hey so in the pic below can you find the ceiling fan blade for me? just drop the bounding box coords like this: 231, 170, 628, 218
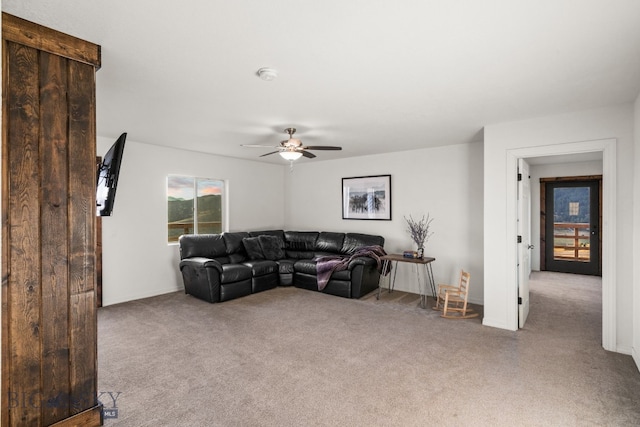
303, 146, 342, 151
242, 144, 280, 148
301, 150, 316, 159
259, 151, 281, 157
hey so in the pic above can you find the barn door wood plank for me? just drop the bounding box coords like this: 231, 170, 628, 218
6, 41, 42, 427
2, 13, 101, 68
68, 60, 96, 296
68, 59, 98, 414
69, 292, 97, 415
2, 29, 11, 426
40, 51, 72, 425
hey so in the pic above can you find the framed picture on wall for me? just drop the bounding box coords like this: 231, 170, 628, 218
342, 174, 392, 220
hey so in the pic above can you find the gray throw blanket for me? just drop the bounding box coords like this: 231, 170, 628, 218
315, 245, 389, 291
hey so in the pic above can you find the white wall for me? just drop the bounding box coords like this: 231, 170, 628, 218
0, 8, 4, 417
529, 161, 603, 271
634, 92, 640, 369
285, 141, 485, 303
484, 104, 634, 354
97, 137, 286, 306
98, 137, 485, 305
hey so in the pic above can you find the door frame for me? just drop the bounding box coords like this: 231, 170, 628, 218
540, 175, 602, 275
506, 139, 616, 352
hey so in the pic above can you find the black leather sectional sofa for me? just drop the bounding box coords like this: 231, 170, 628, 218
178, 230, 385, 303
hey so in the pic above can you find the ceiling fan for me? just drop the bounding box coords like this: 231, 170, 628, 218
242, 128, 342, 161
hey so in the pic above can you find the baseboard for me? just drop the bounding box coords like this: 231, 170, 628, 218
632, 347, 639, 372
376, 284, 485, 306
615, 344, 633, 355
50, 404, 103, 427
103, 285, 183, 306
468, 296, 484, 305
482, 317, 517, 331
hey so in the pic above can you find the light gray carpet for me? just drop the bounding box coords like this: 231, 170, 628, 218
98, 272, 640, 426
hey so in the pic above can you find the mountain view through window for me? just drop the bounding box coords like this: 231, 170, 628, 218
167, 176, 224, 243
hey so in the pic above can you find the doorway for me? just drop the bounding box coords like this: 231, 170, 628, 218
505, 138, 615, 351
541, 176, 602, 276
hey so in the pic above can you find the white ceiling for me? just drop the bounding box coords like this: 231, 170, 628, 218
4, 1, 640, 164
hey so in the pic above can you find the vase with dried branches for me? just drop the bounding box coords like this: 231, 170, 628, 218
404, 214, 434, 258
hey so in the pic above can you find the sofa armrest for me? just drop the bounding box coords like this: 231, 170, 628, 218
347, 256, 376, 270
179, 257, 223, 274
179, 257, 224, 303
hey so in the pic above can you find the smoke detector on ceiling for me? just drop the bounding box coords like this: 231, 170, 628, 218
257, 67, 278, 81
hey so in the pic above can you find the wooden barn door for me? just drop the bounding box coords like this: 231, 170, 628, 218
2, 13, 102, 426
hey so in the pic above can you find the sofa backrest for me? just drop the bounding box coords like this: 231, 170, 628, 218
223, 232, 250, 263
315, 232, 345, 254
179, 230, 385, 261
179, 234, 228, 262
341, 233, 385, 254
249, 230, 285, 240
284, 231, 319, 259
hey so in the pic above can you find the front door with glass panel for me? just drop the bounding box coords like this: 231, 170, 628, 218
544, 180, 600, 275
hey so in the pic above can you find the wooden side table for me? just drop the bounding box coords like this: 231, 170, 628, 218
377, 254, 436, 308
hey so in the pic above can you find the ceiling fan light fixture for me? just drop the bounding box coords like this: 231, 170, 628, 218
279, 151, 303, 161
257, 67, 278, 81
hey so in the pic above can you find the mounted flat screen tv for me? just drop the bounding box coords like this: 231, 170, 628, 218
96, 132, 127, 217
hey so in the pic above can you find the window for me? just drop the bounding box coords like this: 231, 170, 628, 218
167, 175, 225, 243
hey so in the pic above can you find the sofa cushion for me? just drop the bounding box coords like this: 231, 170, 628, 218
243, 259, 278, 276
220, 263, 252, 284
313, 251, 338, 259
243, 237, 265, 260
276, 259, 295, 274
259, 235, 285, 260
294, 259, 317, 275
341, 233, 385, 255
293, 257, 353, 279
